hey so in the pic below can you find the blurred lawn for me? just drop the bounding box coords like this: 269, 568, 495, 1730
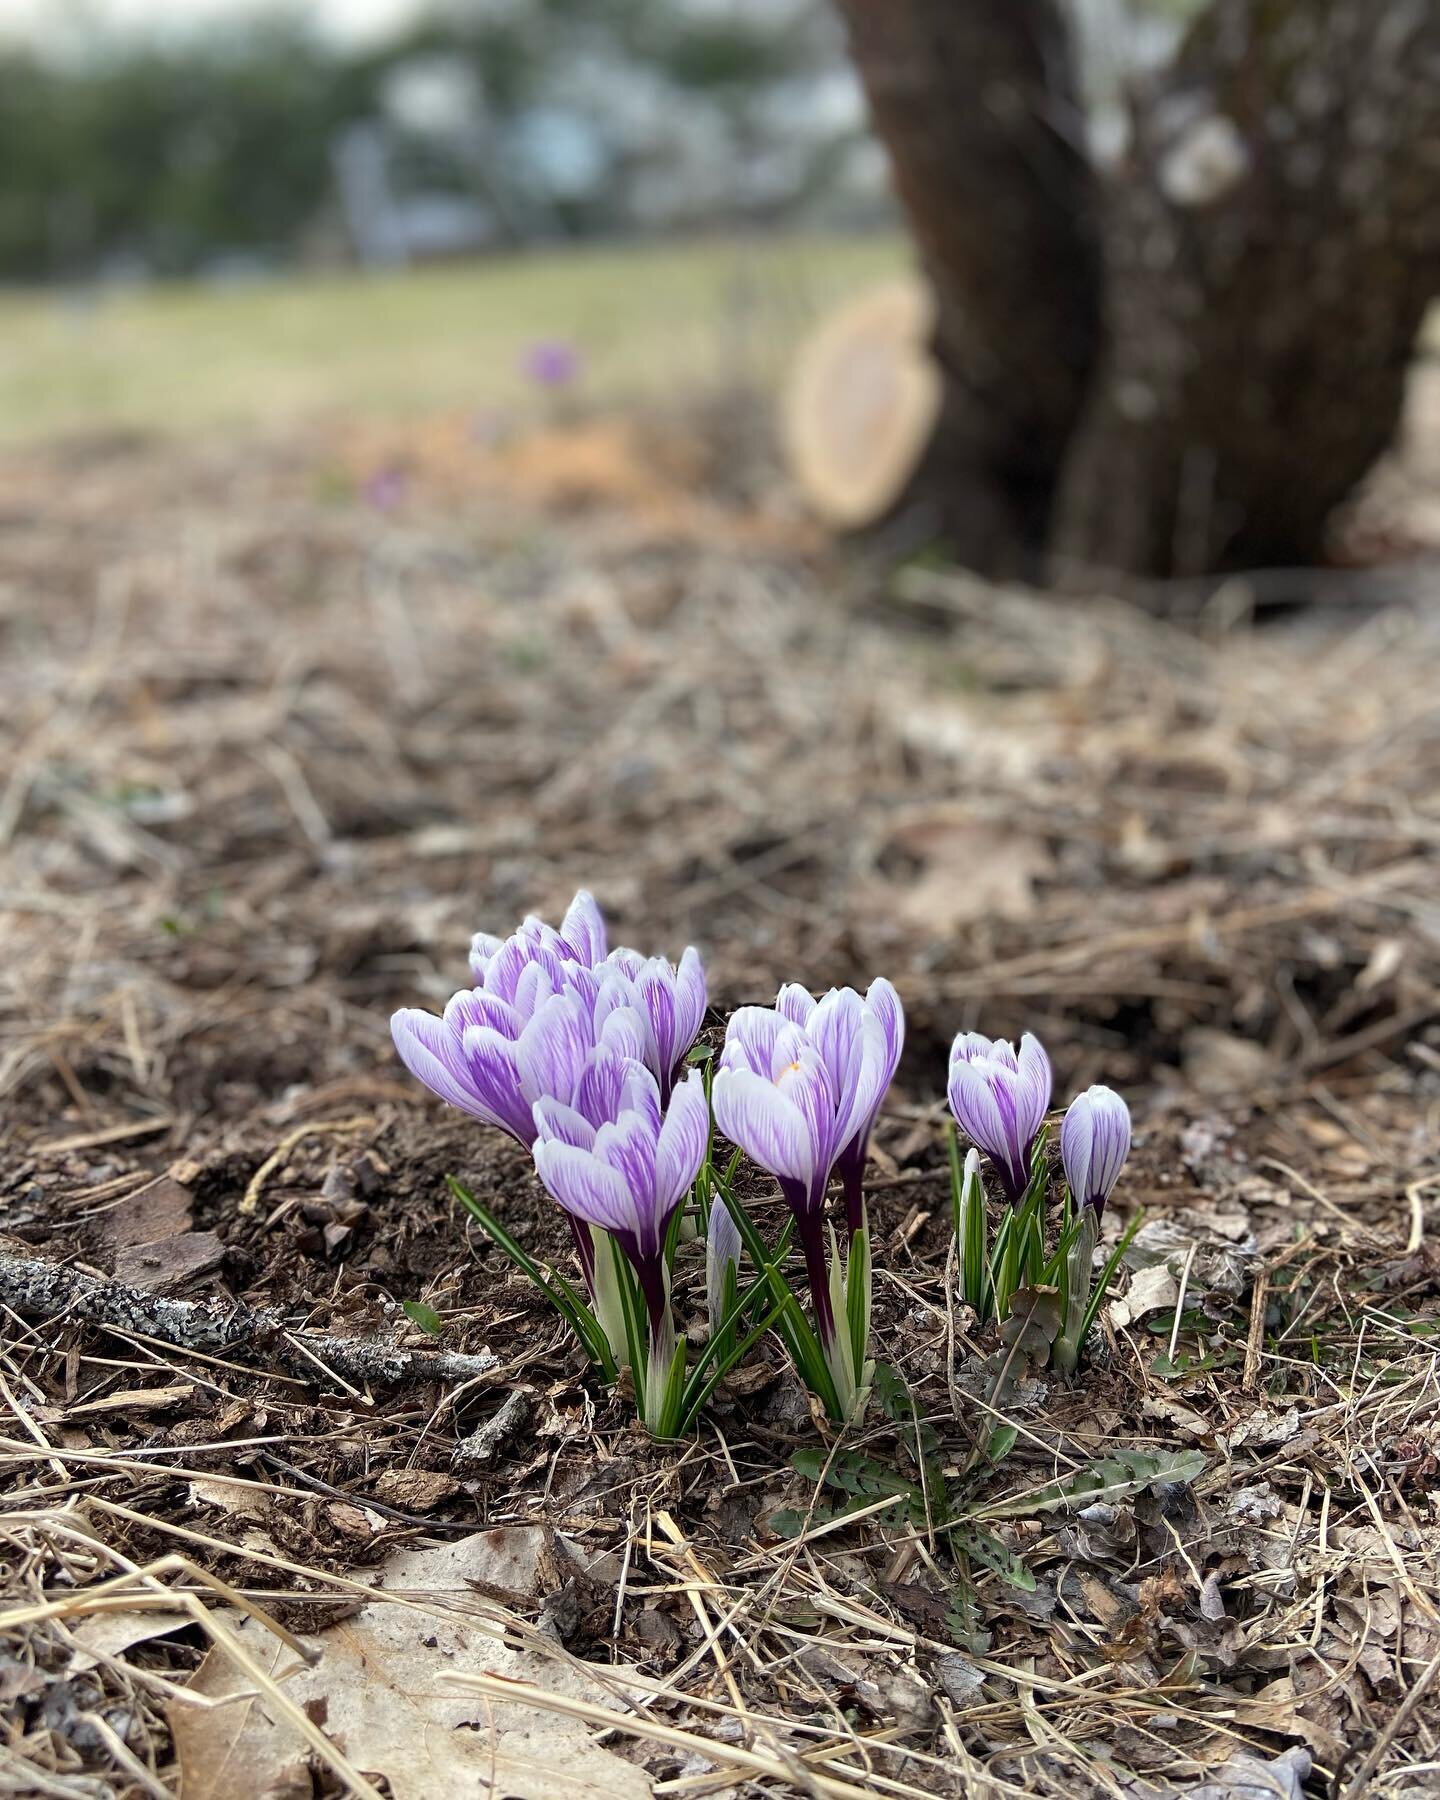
0, 234, 905, 447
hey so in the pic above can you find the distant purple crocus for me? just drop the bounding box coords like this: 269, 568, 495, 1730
362, 464, 406, 512
947, 1031, 1052, 1204
522, 339, 580, 388
532, 1051, 707, 1415
1061, 1085, 1131, 1217
712, 985, 896, 1353
776, 978, 903, 1239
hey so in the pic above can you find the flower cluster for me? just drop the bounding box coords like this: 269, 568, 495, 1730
391, 891, 1135, 1436
392, 891, 709, 1430
945, 1030, 1132, 1371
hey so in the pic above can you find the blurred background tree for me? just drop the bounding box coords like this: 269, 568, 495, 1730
836, 0, 1440, 578
0, 1, 876, 281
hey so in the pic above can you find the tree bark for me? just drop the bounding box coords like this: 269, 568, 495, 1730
832, 0, 1102, 573
839, 0, 1440, 581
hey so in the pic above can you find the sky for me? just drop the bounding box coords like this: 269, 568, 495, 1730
0, 0, 431, 49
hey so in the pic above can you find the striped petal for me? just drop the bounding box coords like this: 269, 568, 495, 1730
560, 890, 608, 966
515, 992, 594, 1107
712, 1066, 815, 1194
532, 1140, 635, 1237
719, 1005, 788, 1079
775, 982, 816, 1026
655, 1067, 708, 1214
1016, 1033, 1053, 1143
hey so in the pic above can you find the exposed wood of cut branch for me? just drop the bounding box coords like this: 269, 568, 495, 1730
0, 1252, 498, 1391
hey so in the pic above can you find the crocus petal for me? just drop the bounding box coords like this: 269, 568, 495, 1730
468, 931, 504, 980
532, 1139, 635, 1237
712, 1066, 815, 1193
672, 947, 708, 1059
947, 1057, 1026, 1196
866, 978, 905, 1087
809, 988, 866, 1122
719, 1006, 789, 1079
560, 889, 608, 965
532, 1096, 597, 1150
767, 1021, 811, 1082
391, 1008, 493, 1119
458, 1024, 536, 1140
773, 1051, 840, 1205
512, 956, 561, 1021
635, 960, 679, 1077
594, 1114, 660, 1250
597, 1000, 652, 1069
655, 1067, 708, 1213
603, 946, 645, 979
618, 1058, 664, 1138
1016, 1033, 1053, 1142
447, 987, 519, 1038
775, 982, 817, 1026
573, 1046, 627, 1129
515, 993, 594, 1107
837, 1008, 890, 1155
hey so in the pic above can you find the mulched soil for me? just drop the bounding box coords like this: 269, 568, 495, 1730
2, 401, 1439, 1798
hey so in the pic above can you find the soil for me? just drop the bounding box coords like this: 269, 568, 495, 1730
2, 399, 1439, 1797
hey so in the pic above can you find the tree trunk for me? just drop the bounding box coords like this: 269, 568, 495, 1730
833, 0, 1102, 574
836, 0, 1440, 581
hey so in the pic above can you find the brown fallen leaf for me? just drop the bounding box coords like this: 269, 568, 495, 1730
68, 1607, 195, 1672
370, 1467, 461, 1512
169, 1529, 650, 1800
876, 810, 1054, 936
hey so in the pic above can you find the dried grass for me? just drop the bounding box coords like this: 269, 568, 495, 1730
1, 405, 1439, 1795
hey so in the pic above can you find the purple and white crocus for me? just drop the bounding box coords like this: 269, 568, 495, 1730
712, 981, 902, 1412
391, 890, 706, 1323
1060, 1085, 1131, 1218
776, 979, 904, 1240
532, 1051, 708, 1427
947, 1032, 1053, 1204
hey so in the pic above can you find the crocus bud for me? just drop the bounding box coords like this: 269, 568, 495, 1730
705, 1196, 742, 1341
1060, 1085, 1131, 1217
947, 1032, 1052, 1204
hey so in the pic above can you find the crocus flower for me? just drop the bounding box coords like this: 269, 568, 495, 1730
522, 339, 580, 388
362, 464, 406, 512
469, 888, 609, 982
705, 1195, 742, 1341
712, 986, 893, 1356
600, 946, 708, 1103
390, 963, 641, 1148
776, 978, 903, 1238
532, 1052, 708, 1425
947, 1031, 1052, 1204
1061, 1085, 1131, 1217
469, 893, 706, 1103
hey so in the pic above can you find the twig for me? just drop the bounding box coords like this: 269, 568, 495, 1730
0, 1252, 499, 1391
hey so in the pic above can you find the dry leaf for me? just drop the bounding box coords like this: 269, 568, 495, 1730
68, 1608, 193, 1672
878, 810, 1053, 935
1109, 1264, 1179, 1330
169, 1528, 650, 1800
369, 1468, 461, 1512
